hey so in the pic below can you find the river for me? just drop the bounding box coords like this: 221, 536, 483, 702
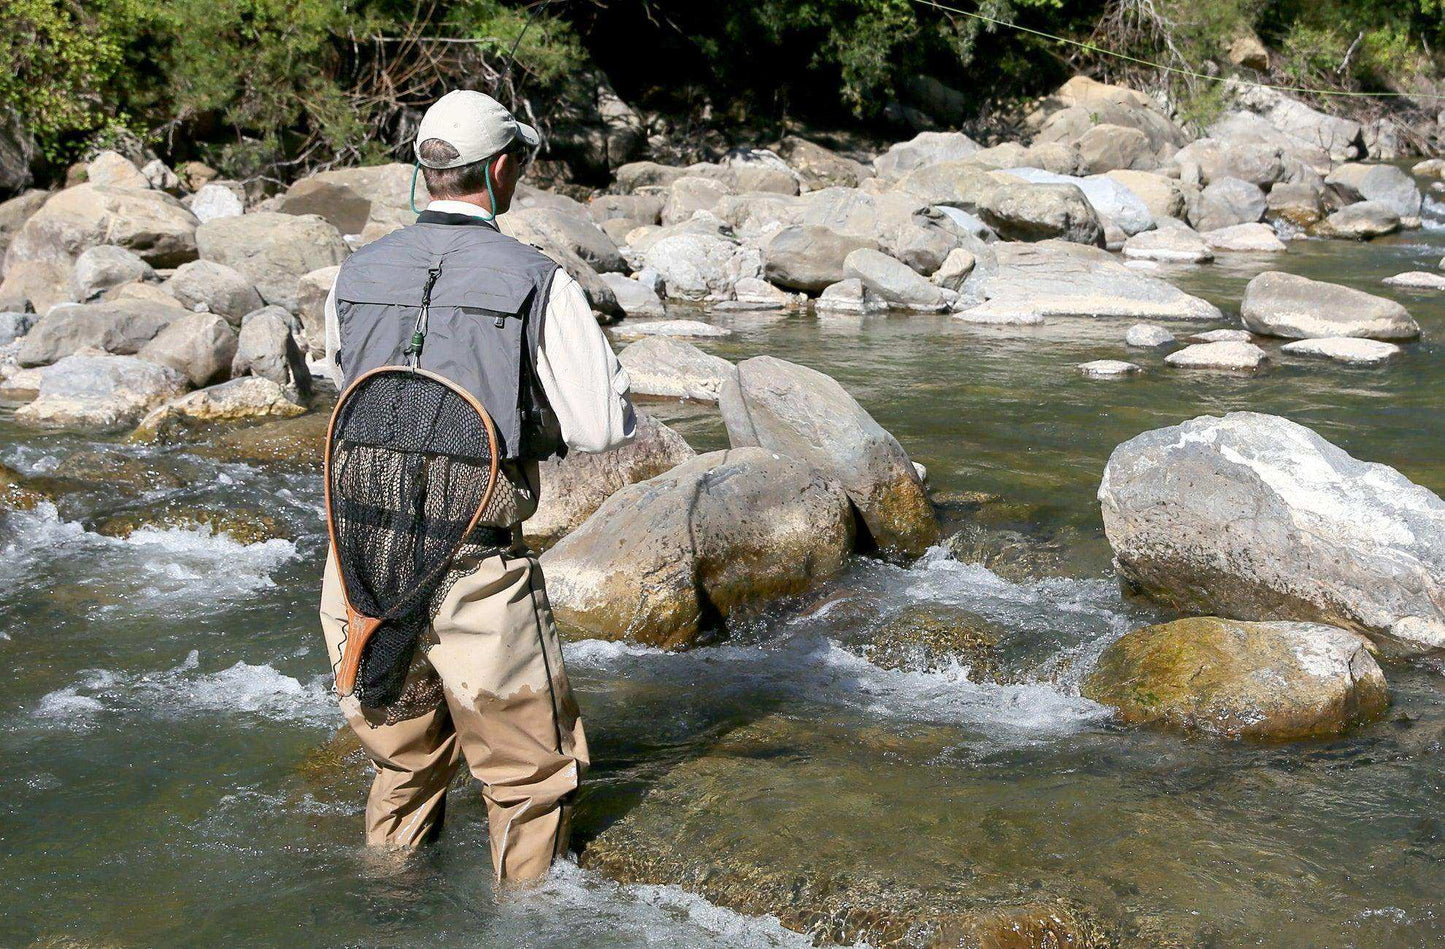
2, 196, 1442, 946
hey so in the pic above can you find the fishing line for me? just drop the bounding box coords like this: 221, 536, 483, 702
909, 0, 1445, 101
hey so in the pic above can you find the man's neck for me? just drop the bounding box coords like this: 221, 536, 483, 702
426, 197, 497, 219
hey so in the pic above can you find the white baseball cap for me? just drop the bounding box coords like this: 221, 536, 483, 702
414, 90, 540, 168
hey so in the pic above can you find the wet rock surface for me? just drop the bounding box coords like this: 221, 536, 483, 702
1084, 618, 1389, 740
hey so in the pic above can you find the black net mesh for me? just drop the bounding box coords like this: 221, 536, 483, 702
326, 369, 505, 708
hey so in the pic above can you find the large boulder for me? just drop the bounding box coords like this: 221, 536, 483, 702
640, 232, 762, 302
1315, 201, 1400, 240
188, 183, 244, 223
1324, 163, 1422, 219
1121, 223, 1212, 263
1073, 123, 1155, 174
195, 212, 349, 311
14, 352, 188, 431
617, 336, 737, 402
542, 448, 856, 647
1265, 182, 1325, 227
842, 248, 949, 310
138, 311, 238, 386
1229, 85, 1363, 163
18, 300, 180, 366
791, 187, 967, 272
0, 190, 50, 265
1083, 618, 1389, 739
502, 206, 626, 273
1172, 138, 1286, 188
1099, 412, 1445, 654
294, 265, 339, 353
525, 412, 695, 543
956, 240, 1221, 321
1000, 167, 1154, 236
86, 151, 150, 189
0, 259, 71, 314
231, 307, 311, 399
1027, 77, 1190, 159
1241, 271, 1418, 340
279, 163, 427, 243
70, 245, 154, 301
719, 355, 937, 556
1102, 170, 1185, 222
762, 225, 878, 293
1207, 110, 1331, 175
895, 163, 1105, 245
1202, 222, 1286, 253
598, 272, 665, 318
1189, 177, 1267, 232
873, 131, 980, 179
659, 176, 734, 226
775, 136, 869, 191
164, 259, 265, 325
5, 184, 198, 270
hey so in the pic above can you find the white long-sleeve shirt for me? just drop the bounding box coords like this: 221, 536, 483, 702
323, 200, 635, 454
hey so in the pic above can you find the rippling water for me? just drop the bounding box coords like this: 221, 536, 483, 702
2, 205, 1443, 946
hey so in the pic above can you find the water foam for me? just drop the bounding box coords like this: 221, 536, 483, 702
33, 650, 337, 729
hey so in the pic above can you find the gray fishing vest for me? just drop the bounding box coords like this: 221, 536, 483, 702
332, 212, 564, 462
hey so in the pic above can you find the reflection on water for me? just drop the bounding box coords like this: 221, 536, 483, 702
2, 215, 1443, 947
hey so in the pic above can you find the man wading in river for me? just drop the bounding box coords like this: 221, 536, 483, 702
318, 90, 635, 881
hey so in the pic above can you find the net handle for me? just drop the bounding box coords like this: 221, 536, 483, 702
322, 365, 503, 697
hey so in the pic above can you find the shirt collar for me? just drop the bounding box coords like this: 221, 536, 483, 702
425, 199, 497, 219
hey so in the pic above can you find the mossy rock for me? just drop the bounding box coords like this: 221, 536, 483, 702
945, 522, 1080, 581
196, 410, 329, 467
51, 450, 185, 493
861, 602, 1004, 680
0, 463, 56, 511
91, 502, 293, 544
1082, 617, 1390, 740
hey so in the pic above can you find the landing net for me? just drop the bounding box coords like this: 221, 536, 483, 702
324, 367, 503, 708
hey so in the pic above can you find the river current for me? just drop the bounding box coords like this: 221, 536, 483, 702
2, 193, 1443, 946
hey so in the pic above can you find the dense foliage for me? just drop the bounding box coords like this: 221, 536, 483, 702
3, 0, 1444, 182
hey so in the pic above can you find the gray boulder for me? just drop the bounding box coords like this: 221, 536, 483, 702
503, 206, 627, 273
279, 163, 425, 244
195, 212, 349, 311
1172, 138, 1285, 188
1229, 86, 1363, 163
138, 311, 238, 386
1102, 170, 1185, 222
541, 448, 856, 647
525, 411, 695, 543
1201, 223, 1287, 252
14, 353, 188, 431
1315, 202, 1400, 240
231, 307, 312, 399
587, 193, 664, 227
719, 355, 938, 556
70, 245, 154, 301
0, 190, 50, 263
814, 278, 889, 315
87, 151, 149, 189
1001, 167, 1154, 236
1324, 162, 1422, 218
18, 300, 180, 366
1241, 271, 1419, 340
5, 184, 199, 269
189, 183, 244, 223
763, 225, 878, 293
618, 336, 737, 402
1074, 124, 1155, 174
598, 272, 665, 318
1099, 412, 1445, 654
640, 232, 762, 302
1121, 224, 1212, 263
1280, 337, 1401, 366
1125, 323, 1174, 348
776, 136, 869, 190
873, 131, 980, 179
1190, 177, 1267, 232
896, 162, 1104, 245
843, 248, 949, 311
164, 259, 265, 324
1266, 182, 1324, 227
956, 240, 1221, 321
1026, 77, 1189, 159
294, 265, 339, 354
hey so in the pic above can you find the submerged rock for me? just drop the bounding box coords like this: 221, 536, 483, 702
197, 410, 329, 466
50, 450, 184, 493
1078, 359, 1141, 378
1125, 323, 1174, 348
580, 714, 1113, 948
543, 448, 854, 648
1098, 412, 1445, 654
1083, 617, 1389, 739
1241, 271, 1419, 340
92, 502, 292, 544
617, 336, 736, 402
524, 412, 695, 544
719, 355, 938, 556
